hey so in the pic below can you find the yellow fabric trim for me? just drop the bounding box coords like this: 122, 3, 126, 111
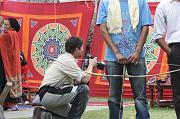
107, 0, 139, 34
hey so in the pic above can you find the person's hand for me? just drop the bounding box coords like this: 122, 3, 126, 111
89, 57, 98, 67
128, 51, 140, 64
115, 53, 128, 64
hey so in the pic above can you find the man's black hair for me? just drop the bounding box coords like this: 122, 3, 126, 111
8, 18, 20, 32
65, 36, 83, 54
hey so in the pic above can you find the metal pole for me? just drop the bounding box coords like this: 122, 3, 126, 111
0, 105, 6, 119
0, 82, 12, 119
0, 82, 12, 105
119, 65, 126, 119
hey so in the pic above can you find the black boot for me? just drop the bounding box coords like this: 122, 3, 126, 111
108, 101, 123, 119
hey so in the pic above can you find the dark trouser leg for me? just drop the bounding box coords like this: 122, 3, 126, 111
106, 61, 123, 119
108, 101, 123, 119
67, 85, 89, 119
21, 92, 28, 101
127, 59, 150, 119
168, 45, 180, 119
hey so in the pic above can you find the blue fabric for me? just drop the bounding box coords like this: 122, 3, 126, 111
96, 0, 153, 61
106, 59, 150, 119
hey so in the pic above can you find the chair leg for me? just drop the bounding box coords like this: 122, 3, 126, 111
0, 105, 6, 119
28, 90, 31, 102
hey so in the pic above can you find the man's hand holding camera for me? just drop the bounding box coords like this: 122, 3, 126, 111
81, 57, 97, 84
82, 54, 105, 70
88, 57, 98, 68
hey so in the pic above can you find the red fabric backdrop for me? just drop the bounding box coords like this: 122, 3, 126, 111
0, 1, 171, 98
0, 1, 94, 85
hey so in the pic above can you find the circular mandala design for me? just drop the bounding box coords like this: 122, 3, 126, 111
145, 26, 161, 73
31, 23, 71, 76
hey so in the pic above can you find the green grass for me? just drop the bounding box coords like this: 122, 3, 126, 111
14, 106, 176, 119
13, 106, 176, 119
81, 106, 176, 119
13, 98, 176, 119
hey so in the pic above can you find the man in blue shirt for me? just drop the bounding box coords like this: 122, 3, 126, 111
96, 0, 152, 118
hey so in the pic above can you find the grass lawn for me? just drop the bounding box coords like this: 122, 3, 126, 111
14, 106, 176, 119
82, 106, 176, 119
13, 98, 176, 119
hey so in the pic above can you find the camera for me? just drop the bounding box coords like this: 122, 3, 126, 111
82, 54, 105, 70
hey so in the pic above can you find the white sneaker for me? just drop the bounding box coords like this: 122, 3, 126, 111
24, 101, 30, 105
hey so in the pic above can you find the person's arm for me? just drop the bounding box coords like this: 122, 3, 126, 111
129, 0, 153, 64
156, 38, 171, 55
153, 3, 171, 55
81, 58, 97, 84
128, 26, 149, 63
96, 0, 127, 64
100, 23, 127, 64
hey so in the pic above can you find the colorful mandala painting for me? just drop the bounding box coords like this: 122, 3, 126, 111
145, 27, 161, 73
31, 23, 71, 76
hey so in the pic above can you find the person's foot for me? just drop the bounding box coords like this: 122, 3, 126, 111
7, 105, 19, 111
3, 106, 9, 111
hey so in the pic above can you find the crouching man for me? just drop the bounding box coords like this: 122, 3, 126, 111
37, 36, 97, 119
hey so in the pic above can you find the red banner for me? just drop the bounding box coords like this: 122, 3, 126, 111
0, 1, 94, 83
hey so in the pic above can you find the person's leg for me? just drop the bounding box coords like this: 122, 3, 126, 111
21, 92, 29, 104
168, 45, 180, 119
67, 84, 89, 119
3, 93, 20, 111
41, 92, 77, 117
21, 92, 28, 101
127, 59, 150, 119
106, 61, 123, 119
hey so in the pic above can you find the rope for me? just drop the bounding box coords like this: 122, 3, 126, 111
50, 57, 180, 78
86, 69, 180, 78
77, 58, 180, 67
119, 65, 126, 116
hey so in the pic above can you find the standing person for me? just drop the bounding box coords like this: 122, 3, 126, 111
96, 0, 152, 118
37, 36, 97, 118
0, 17, 22, 110
4, 18, 29, 105
153, 0, 180, 118
20, 51, 30, 104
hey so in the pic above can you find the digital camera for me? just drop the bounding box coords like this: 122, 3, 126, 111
82, 54, 105, 70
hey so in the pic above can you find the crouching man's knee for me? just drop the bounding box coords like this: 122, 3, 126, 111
77, 84, 89, 94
